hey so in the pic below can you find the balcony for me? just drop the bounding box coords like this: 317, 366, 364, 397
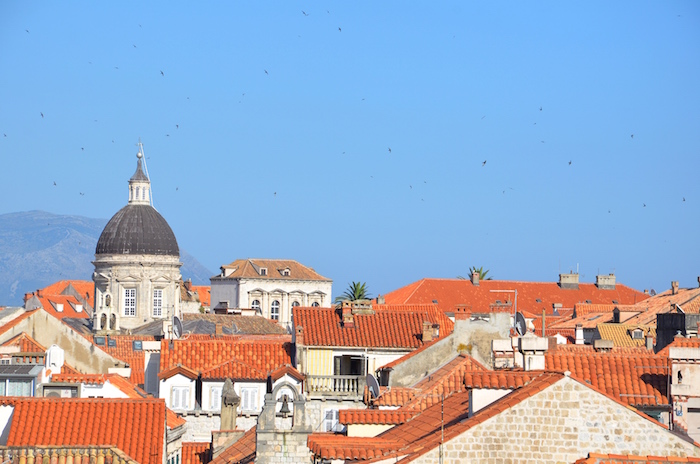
305, 375, 365, 398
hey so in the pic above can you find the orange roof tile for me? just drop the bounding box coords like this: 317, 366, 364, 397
656, 337, 700, 356
210, 426, 256, 464
78, 334, 157, 386
293, 306, 453, 349
370, 387, 419, 408
5, 397, 166, 464
190, 285, 211, 307
269, 364, 304, 383
159, 364, 200, 380
51, 373, 107, 384
1, 332, 47, 353
597, 323, 656, 348
216, 259, 331, 282
384, 278, 648, 315
623, 287, 700, 326
160, 336, 293, 376
38, 279, 95, 308
339, 408, 419, 426
182, 442, 211, 464
545, 350, 669, 406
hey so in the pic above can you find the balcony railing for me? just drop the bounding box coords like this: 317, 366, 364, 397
305, 375, 365, 397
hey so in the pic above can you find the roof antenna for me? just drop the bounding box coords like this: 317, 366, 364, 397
136, 139, 155, 208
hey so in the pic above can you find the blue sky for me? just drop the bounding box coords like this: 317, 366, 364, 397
1, 1, 699, 297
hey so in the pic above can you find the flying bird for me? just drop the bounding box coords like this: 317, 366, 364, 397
482, 160, 487, 166
160, 70, 164, 76
631, 134, 634, 139
388, 147, 391, 153
643, 203, 646, 207
302, 10, 309, 16
264, 69, 268, 75
176, 187, 179, 191
568, 160, 572, 165
133, 44, 137, 48
53, 181, 56, 186
338, 27, 342, 32
3, 134, 6, 137
683, 197, 686, 202
80, 192, 85, 196
40, 112, 44, 118
25, 29, 29, 33
176, 124, 179, 129
81, 147, 84, 151
539, 106, 542, 111
409, 185, 412, 189
481, 115, 486, 120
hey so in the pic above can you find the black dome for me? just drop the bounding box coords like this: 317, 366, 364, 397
96, 205, 179, 256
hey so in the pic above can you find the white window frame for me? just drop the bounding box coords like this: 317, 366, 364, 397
271, 300, 280, 320
311, 301, 320, 307
210, 386, 222, 411
240, 387, 258, 412
291, 301, 300, 307
323, 408, 343, 432
251, 299, 261, 311
124, 288, 136, 317
171, 386, 190, 410
153, 289, 163, 317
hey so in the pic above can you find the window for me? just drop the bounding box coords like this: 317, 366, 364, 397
311, 302, 320, 307
124, 288, 136, 316
271, 300, 280, 320
210, 386, 222, 410
153, 289, 163, 317
259, 268, 267, 276
135, 187, 140, 200
240, 387, 258, 412
281, 268, 290, 276
171, 386, 190, 409
8, 379, 32, 397
323, 408, 343, 432
291, 301, 300, 307
251, 300, 261, 312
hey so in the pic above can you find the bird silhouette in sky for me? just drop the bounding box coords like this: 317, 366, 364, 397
176, 187, 179, 191
568, 160, 572, 165
481, 115, 486, 119
81, 147, 84, 151
40, 112, 44, 118
643, 203, 646, 207
53, 181, 56, 186
274, 192, 277, 197
25, 29, 29, 33
133, 44, 137, 48
388, 147, 392, 153
539, 106, 542, 111
482, 160, 487, 166
631, 134, 634, 139
160, 70, 164, 76
264, 69, 268, 75
409, 185, 412, 189
338, 27, 342, 32
683, 197, 686, 202
302, 10, 309, 16
80, 192, 85, 196
3, 134, 6, 137
176, 124, 179, 129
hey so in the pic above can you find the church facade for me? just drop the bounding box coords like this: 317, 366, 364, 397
92, 146, 182, 332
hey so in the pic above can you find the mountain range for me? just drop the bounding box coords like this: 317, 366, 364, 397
0, 211, 213, 306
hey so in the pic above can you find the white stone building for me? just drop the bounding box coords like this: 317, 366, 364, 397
92, 146, 182, 332
210, 259, 332, 331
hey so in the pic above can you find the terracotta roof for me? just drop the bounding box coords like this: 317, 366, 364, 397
307, 434, 405, 461
90, 335, 157, 386
215, 259, 331, 282
0, 447, 136, 463
190, 285, 211, 307
160, 336, 293, 376
202, 358, 267, 381
182, 442, 211, 464
38, 279, 95, 308
293, 306, 452, 349
0, 310, 37, 336
180, 313, 287, 335
210, 426, 256, 464
462, 370, 542, 389
656, 337, 700, 356
384, 278, 648, 314
549, 311, 615, 330
159, 364, 200, 380
597, 323, 656, 348
575, 453, 700, 463
269, 364, 304, 383
370, 387, 419, 408
339, 408, 419, 426
623, 287, 700, 326
1, 332, 47, 353
4, 397, 166, 464
51, 373, 108, 385
573, 303, 640, 317
545, 350, 669, 406
24, 294, 89, 320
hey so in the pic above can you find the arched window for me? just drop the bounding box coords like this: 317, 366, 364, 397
271, 300, 280, 320
251, 300, 261, 313
311, 301, 320, 307
291, 301, 300, 307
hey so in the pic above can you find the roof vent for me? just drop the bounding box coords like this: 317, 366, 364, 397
535, 299, 542, 303
432, 300, 438, 304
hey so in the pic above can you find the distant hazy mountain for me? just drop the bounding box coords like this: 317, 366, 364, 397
0, 211, 214, 306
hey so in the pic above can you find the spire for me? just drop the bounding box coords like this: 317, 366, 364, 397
128, 142, 151, 205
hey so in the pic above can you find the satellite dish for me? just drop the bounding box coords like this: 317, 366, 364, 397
366, 374, 380, 399
173, 316, 183, 339
515, 312, 526, 337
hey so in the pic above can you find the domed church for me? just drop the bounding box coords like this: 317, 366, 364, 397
92, 145, 182, 332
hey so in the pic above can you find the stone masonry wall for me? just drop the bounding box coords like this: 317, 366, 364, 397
413, 376, 700, 464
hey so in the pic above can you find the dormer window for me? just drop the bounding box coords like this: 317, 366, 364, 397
259, 268, 267, 276
281, 268, 290, 277
631, 329, 644, 340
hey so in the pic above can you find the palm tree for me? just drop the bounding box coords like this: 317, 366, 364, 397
334, 281, 371, 305
467, 266, 492, 281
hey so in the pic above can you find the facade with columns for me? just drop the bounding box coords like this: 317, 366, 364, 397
210, 259, 332, 331
92, 146, 182, 332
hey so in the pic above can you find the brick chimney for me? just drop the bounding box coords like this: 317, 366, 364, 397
471, 272, 479, 286
342, 302, 354, 328
672, 281, 679, 295
422, 321, 434, 343
295, 326, 304, 346
454, 305, 471, 321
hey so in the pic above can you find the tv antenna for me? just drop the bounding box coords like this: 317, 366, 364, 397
515, 312, 527, 337
172, 315, 183, 339
366, 374, 380, 399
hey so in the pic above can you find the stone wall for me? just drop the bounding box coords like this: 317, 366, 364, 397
255, 430, 312, 464
181, 414, 257, 442
412, 376, 700, 463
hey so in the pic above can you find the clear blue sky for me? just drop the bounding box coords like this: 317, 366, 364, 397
1, 2, 699, 297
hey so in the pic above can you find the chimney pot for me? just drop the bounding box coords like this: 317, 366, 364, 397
422, 321, 433, 343
471, 272, 480, 286
575, 324, 584, 345
342, 305, 354, 328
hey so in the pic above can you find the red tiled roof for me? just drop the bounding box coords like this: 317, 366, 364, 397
38, 279, 95, 308
0, 310, 37, 336
182, 442, 211, 464
370, 387, 419, 408
545, 350, 669, 406
575, 452, 700, 463
573, 303, 640, 317
339, 408, 419, 426
190, 285, 211, 307
5, 397, 166, 464
384, 278, 648, 315
91, 335, 156, 386
623, 287, 700, 326
202, 359, 267, 381
1, 332, 47, 353
160, 336, 293, 376
216, 259, 331, 282
269, 364, 304, 383
596, 324, 656, 348
656, 337, 700, 356
293, 306, 453, 349
51, 373, 107, 384
210, 426, 256, 464
25, 294, 90, 320
159, 364, 200, 380
307, 434, 405, 461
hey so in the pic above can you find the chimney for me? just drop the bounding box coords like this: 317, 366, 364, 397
422, 321, 433, 343
184, 279, 192, 292
24, 293, 32, 304
342, 302, 354, 328
541, 309, 546, 337
215, 323, 223, 336
559, 273, 579, 290
296, 326, 304, 346
454, 305, 471, 321
672, 281, 679, 295
613, 307, 620, 324
596, 273, 616, 290
644, 289, 649, 295
471, 272, 480, 286
697, 276, 700, 288
376, 294, 385, 305
575, 324, 584, 345
645, 334, 654, 350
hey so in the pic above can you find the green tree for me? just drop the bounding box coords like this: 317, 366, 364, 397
334, 281, 371, 304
